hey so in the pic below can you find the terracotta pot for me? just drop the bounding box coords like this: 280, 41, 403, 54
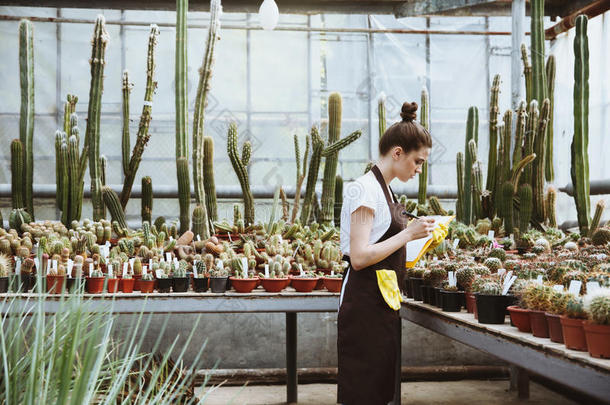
133, 274, 143, 291
193, 277, 209, 292
46, 275, 66, 294
261, 278, 289, 293
560, 316, 588, 351
545, 312, 564, 343
139, 279, 155, 293
86, 277, 105, 294
583, 321, 610, 359
229, 277, 259, 293
119, 278, 135, 293
507, 306, 531, 333
465, 292, 477, 315
529, 310, 550, 338
323, 277, 343, 293
290, 277, 318, 293
107, 278, 119, 293
314, 278, 325, 290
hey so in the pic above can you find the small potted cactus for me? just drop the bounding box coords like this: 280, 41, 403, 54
46, 263, 67, 294
583, 288, 610, 358
172, 260, 190, 292
545, 289, 569, 343
521, 283, 552, 338
139, 272, 155, 293
86, 268, 105, 294
67, 255, 86, 293
506, 279, 533, 333
229, 257, 259, 293
209, 260, 229, 293
193, 260, 209, 293
559, 294, 588, 351
290, 269, 319, 293
456, 267, 476, 313
322, 263, 344, 293
106, 264, 119, 293
259, 256, 290, 293
473, 279, 507, 324
439, 271, 463, 312
119, 272, 135, 293
0, 254, 9, 293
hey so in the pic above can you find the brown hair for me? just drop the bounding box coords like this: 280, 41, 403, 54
379, 101, 432, 155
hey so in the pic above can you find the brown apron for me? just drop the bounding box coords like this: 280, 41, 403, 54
337, 165, 409, 405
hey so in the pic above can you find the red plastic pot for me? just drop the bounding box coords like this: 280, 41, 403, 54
260, 278, 289, 293
139, 279, 155, 293
465, 292, 476, 315
545, 312, 564, 343
133, 274, 143, 291
529, 310, 549, 338
86, 277, 105, 294
560, 316, 588, 351
507, 306, 532, 333
323, 277, 343, 293
229, 277, 259, 293
46, 275, 66, 294
583, 321, 610, 359
290, 277, 319, 293
119, 278, 135, 293
107, 278, 119, 293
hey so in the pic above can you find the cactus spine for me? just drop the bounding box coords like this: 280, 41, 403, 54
571, 15, 590, 235
102, 186, 128, 230
530, 0, 547, 105
11, 139, 24, 209
203, 136, 217, 222
120, 25, 160, 209
141, 176, 153, 223
463, 107, 478, 224
301, 127, 324, 224
86, 16, 108, 221
334, 175, 343, 228
546, 186, 557, 228
419, 86, 429, 205
456, 152, 465, 223
19, 19, 35, 219
532, 99, 550, 223
545, 55, 556, 182
486, 75, 500, 197
518, 184, 533, 232
227, 123, 254, 226
320, 92, 342, 226
176, 0, 190, 232
589, 200, 605, 237
512, 101, 526, 166
292, 134, 310, 223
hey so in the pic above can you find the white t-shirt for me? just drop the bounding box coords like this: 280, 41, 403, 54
339, 170, 392, 256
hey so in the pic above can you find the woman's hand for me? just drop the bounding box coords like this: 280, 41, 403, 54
404, 217, 436, 241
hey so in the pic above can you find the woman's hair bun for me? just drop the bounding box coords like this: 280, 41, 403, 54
400, 102, 418, 122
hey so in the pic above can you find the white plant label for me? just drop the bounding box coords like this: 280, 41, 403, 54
217, 260, 223, 269
15, 258, 21, 275
568, 280, 582, 296
452, 239, 460, 249
197, 234, 201, 241
497, 269, 506, 278
586, 281, 601, 294
331, 270, 335, 276
142, 266, 147, 275
227, 233, 232, 242
53, 260, 58, 271
165, 252, 171, 262
107, 264, 113, 278
536, 275, 543, 284
156, 269, 164, 279
553, 284, 564, 292
241, 257, 248, 279
264, 264, 269, 278
46, 260, 51, 275
299, 263, 304, 276
89, 263, 93, 274
488, 230, 495, 239
34, 258, 39, 272
67, 259, 74, 278
149, 259, 153, 269
448, 271, 456, 287
122, 262, 128, 277
129, 258, 135, 271
502, 275, 517, 295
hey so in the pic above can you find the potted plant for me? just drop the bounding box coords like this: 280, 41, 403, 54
106, 264, 119, 293
0, 254, 9, 293
290, 270, 319, 293
545, 289, 570, 343
440, 279, 462, 313
521, 283, 552, 338
67, 256, 86, 293
46, 263, 67, 294
583, 288, 610, 358
506, 279, 533, 333
139, 272, 155, 293
474, 279, 507, 324
456, 267, 476, 313
193, 261, 209, 293
119, 272, 135, 293
229, 257, 258, 293
172, 260, 190, 292
86, 269, 105, 294
259, 258, 289, 293
132, 257, 143, 291
323, 265, 344, 293
409, 268, 425, 301
559, 295, 588, 351
156, 270, 172, 293
209, 261, 229, 293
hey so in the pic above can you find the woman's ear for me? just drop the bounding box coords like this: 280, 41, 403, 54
392, 146, 403, 160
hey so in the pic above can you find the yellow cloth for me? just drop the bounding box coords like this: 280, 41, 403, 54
426, 221, 449, 252
376, 270, 403, 310
405, 215, 454, 268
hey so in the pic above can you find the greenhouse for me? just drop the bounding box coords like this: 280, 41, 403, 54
0, 0, 609, 404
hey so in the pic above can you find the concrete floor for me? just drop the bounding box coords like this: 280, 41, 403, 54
196, 380, 578, 405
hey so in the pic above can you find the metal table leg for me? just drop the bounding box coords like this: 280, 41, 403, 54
286, 312, 298, 404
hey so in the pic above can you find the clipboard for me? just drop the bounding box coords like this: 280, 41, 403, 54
405, 215, 455, 268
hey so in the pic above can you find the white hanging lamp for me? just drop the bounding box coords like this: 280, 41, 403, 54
259, 0, 279, 31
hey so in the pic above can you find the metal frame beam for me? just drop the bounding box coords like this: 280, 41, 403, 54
394, 0, 498, 17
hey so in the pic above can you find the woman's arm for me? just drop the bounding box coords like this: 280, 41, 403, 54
349, 206, 435, 271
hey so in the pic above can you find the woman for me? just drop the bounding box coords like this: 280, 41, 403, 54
337, 101, 436, 405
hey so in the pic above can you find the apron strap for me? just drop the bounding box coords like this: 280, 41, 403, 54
370, 165, 399, 205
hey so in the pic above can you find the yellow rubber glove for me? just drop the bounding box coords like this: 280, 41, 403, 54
426, 221, 449, 252
376, 270, 403, 310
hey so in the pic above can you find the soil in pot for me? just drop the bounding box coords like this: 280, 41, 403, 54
173, 277, 189, 292
46, 275, 66, 294
440, 290, 463, 312
210, 277, 228, 293
290, 277, 318, 293
583, 321, 610, 359
260, 278, 288, 293
229, 277, 258, 293
529, 310, 550, 338
545, 313, 564, 343
119, 278, 135, 293
475, 294, 508, 324
323, 277, 343, 293
139, 280, 155, 293
410, 278, 424, 301
507, 306, 531, 333
465, 292, 477, 314
559, 316, 588, 351
86, 277, 105, 294
193, 277, 209, 293
0, 277, 8, 293
156, 278, 172, 293
107, 278, 119, 293
67, 277, 86, 293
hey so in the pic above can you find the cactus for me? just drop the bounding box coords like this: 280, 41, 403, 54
520, 44, 532, 106
55, 131, 65, 211
301, 126, 324, 224
510, 154, 536, 192
591, 228, 610, 246
486, 75, 500, 197
141, 176, 153, 223
86, 16, 109, 221
502, 181, 514, 235
203, 136, 218, 222
522, 101, 539, 186
532, 98, 550, 223
334, 175, 343, 228
456, 152, 465, 223
227, 123, 254, 226
418, 86, 430, 204
120, 25, 160, 209
530, 0, 547, 105
9, 208, 31, 233
291, 134, 310, 223
545, 55, 556, 182
494, 128, 505, 218
102, 186, 128, 231
571, 15, 591, 235
59, 142, 70, 226
586, 292, 610, 325
429, 196, 447, 216
192, 204, 207, 240
177, 157, 191, 233
518, 184, 533, 233
321, 130, 362, 157
378, 93, 386, 138
589, 200, 605, 237
67, 135, 81, 222
512, 101, 527, 167
11, 139, 24, 209
121, 70, 132, 177
472, 161, 484, 220
463, 106, 478, 224
19, 19, 35, 219
501, 110, 513, 184
546, 186, 557, 228
280, 187, 289, 222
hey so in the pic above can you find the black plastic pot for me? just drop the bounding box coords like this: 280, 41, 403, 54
66, 277, 86, 293
421, 285, 435, 305
157, 278, 173, 293
0, 277, 8, 293
404, 277, 412, 298
441, 290, 463, 312
9, 274, 29, 292
172, 277, 189, 292
410, 278, 424, 301
210, 277, 228, 293
434, 287, 443, 308
476, 294, 509, 324
193, 277, 209, 293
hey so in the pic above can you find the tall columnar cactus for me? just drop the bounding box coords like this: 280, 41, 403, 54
530, 0, 547, 105
301, 126, 324, 224
532, 98, 550, 223
520, 44, 532, 106
501, 110, 513, 184
176, 157, 191, 233
59, 143, 69, 225
518, 183, 533, 233
102, 186, 128, 230
67, 135, 81, 222
227, 123, 254, 226
55, 131, 65, 210
502, 182, 514, 235
11, 139, 24, 209
334, 175, 343, 228
141, 176, 153, 223
191, 204, 206, 240
19, 19, 34, 219
589, 200, 605, 237
203, 136, 218, 222
571, 15, 590, 235
429, 196, 447, 216
378, 93, 386, 139
63, 94, 77, 135
320, 93, 343, 226
546, 186, 557, 228
494, 127, 505, 218
522, 101, 539, 186
86, 16, 109, 221
545, 55, 556, 182
120, 25, 160, 209
418, 86, 429, 205
121, 70, 132, 177
486, 75, 500, 196
176, 0, 190, 231
292, 134, 310, 223
463, 106, 478, 224
472, 161, 484, 220
512, 101, 527, 166
456, 152, 465, 223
